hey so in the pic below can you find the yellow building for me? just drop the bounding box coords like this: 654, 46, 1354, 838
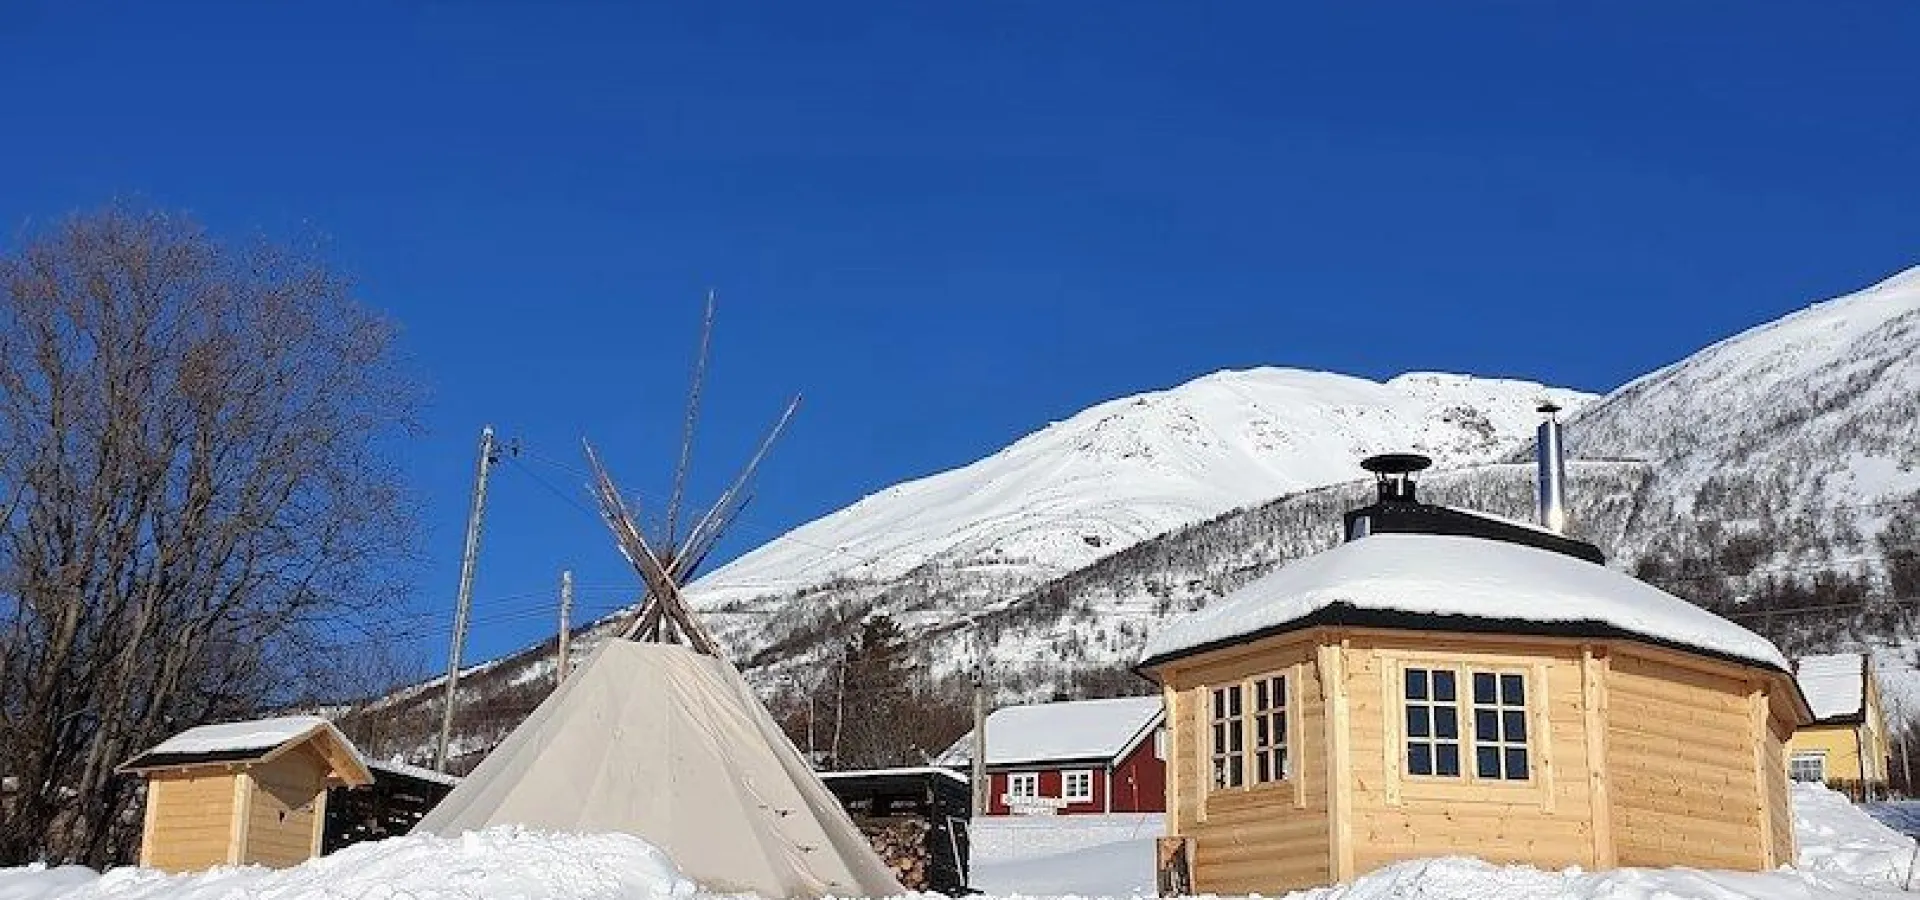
1137, 457, 1810, 895
120, 716, 372, 872
1786, 653, 1889, 799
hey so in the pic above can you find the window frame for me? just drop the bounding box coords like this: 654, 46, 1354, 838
1006, 772, 1038, 801
1398, 661, 1534, 785
1061, 769, 1094, 803
1250, 673, 1290, 784
1205, 668, 1296, 797
1209, 683, 1246, 790
1789, 752, 1827, 784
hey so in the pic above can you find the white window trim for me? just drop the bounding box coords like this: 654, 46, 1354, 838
1061, 769, 1094, 802
1399, 662, 1535, 784
1007, 772, 1038, 800
1789, 752, 1827, 783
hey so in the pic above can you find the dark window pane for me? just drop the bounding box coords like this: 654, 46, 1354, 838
1230, 727, 1244, 751
1477, 746, 1501, 779
1276, 676, 1288, 706
1432, 670, 1456, 702
1276, 712, 1288, 738
1212, 723, 1225, 750
1405, 669, 1427, 700
1435, 706, 1459, 739
1475, 709, 1499, 739
1436, 743, 1460, 777
1276, 748, 1289, 779
1504, 710, 1527, 742
1256, 754, 1271, 783
1255, 680, 1268, 710
1505, 748, 1529, 779
1473, 672, 1497, 705
1256, 717, 1271, 746
1231, 756, 1245, 786
1229, 687, 1242, 716
1213, 691, 1224, 718
1408, 743, 1433, 775
1407, 706, 1429, 738
1502, 674, 1525, 705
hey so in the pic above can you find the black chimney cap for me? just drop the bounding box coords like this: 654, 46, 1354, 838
1360, 453, 1432, 477
1537, 400, 1563, 415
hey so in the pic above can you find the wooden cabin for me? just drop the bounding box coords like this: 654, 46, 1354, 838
1136, 457, 1812, 895
120, 716, 373, 872
1787, 652, 1891, 799
938, 696, 1166, 815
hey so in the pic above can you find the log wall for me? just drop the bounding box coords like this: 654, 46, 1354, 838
1162, 633, 1329, 894
1604, 648, 1769, 870
243, 746, 328, 868
141, 771, 239, 872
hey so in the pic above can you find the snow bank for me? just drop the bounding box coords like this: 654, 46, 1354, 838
0, 829, 694, 900
971, 813, 1162, 897
1796, 782, 1916, 885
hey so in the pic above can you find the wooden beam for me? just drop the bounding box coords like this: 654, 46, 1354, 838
1749, 685, 1777, 869
1318, 637, 1354, 882
1580, 645, 1615, 868
228, 772, 254, 865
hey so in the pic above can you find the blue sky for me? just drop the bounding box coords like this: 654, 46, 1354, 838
4, 3, 1918, 674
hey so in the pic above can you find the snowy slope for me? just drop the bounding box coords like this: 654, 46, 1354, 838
690, 369, 1593, 610
1564, 265, 1920, 555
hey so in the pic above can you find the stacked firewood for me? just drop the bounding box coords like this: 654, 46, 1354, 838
854, 817, 933, 891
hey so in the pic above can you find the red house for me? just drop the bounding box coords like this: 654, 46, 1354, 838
939, 696, 1165, 815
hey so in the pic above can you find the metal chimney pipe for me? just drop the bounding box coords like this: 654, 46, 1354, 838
1536, 402, 1568, 534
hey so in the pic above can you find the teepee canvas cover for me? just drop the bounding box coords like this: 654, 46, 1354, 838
416, 640, 905, 898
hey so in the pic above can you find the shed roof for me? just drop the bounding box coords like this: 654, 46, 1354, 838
937, 696, 1163, 767
1138, 532, 1789, 673
119, 715, 373, 785
1794, 653, 1868, 723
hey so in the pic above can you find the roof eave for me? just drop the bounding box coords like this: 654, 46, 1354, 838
1136, 604, 1790, 679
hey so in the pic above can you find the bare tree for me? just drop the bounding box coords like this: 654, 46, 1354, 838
0, 206, 417, 865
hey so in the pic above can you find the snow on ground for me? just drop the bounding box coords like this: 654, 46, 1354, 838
0, 829, 694, 900
3, 784, 1916, 900
970, 813, 1162, 896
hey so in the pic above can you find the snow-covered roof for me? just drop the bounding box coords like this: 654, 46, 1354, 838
1138, 533, 1789, 672
1795, 653, 1868, 722
370, 758, 463, 787
143, 715, 337, 757
817, 766, 968, 783
120, 715, 372, 783
938, 696, 1163, 767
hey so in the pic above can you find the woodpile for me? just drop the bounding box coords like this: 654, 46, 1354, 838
854, 817, 934, 891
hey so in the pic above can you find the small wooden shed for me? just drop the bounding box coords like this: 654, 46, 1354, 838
1137, 465, 1812, 895
120, 716, 373, 872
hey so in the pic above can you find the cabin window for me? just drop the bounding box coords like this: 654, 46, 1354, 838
1403, 667, 1461, 777
1790, 752, 1827, 783
1252, 674, 1289, 783
1210, 684, 1245, 789
1471, 671, 1530, 781
1008, 772, 1038, 800
1062, 769, 1093, 802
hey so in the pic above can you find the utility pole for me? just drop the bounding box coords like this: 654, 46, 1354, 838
971, 628, 989, 817
557, 569, 574, 684
435, 425, 499, 773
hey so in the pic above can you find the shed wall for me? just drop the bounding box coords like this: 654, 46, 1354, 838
142, 771, 238, 872
1605, 649, 1768, 870
1163, 634, 1329, 894
243, 747, 328, 867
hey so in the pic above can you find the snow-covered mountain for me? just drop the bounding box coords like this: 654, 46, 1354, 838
691, 369, 1593, 611
353, 264, 1920, 767
1562, 266, 1920, 561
